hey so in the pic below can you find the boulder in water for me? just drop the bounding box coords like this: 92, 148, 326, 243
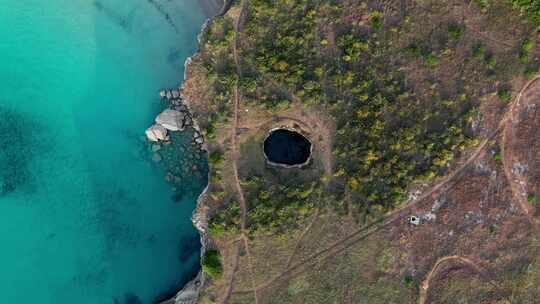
145, 124, 168, 142
155, 109, 185, 131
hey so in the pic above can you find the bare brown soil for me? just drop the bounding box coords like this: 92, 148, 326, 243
502, 76, 540, 227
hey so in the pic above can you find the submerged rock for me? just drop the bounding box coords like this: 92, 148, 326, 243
152, 153, 162, 163
145, 124, 168, 142
156, 109, 186, 131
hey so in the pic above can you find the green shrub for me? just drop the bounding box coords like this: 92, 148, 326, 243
472, 43, 486, 58
528, 193, 537, 205
448, 24, 463, 39
492, 150, 502, 161
371, 11, 383, 29
425, 53, 440, 66
202, 249, 223, 279
208, 222, 226, 236
403, 275, 414, 288
519, 51, 529, 63
497, 89, 512, 102
209, 150, 224, 167
522, 38, 534, 51
525, 65, 539, 78
485, 54, 497, 67
474, 0, 490, 10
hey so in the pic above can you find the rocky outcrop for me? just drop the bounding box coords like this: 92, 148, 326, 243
156, 109, 186, 131
153, 1, 230, 303
152, 91, 210, 304
145, 124, 168, 142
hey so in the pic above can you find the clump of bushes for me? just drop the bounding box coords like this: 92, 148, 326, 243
472, 43, 486, 58
202, 249, 223, 279
497, 88, 512, 102
528, 193, 537, 205
448, 23, 464, 39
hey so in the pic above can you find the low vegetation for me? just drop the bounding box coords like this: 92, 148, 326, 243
183, 0, 540, 303
201, 249, 223, 279
199, 0, 534, 232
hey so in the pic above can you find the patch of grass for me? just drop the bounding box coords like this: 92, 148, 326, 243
519, 38, 534, 63
511, 0, 540, 28
407, 43, 422, 57
528, 193, 537, 205
371, 10, 383, 29
485, 54, 497, 67
474, 0, 490, 11
448, 23, 464, 39
209, 150, 224, 167
497, 88, 512, 102
425, 53, 440, 66
208, 221, 226, 236
522, 38, 534, 51
525, 65, 539, 78
472, 43, 486, 58
492, 150, 502, 161
403, 275, 414, 288
202, 249, 223, 279
519, 51, 529, 63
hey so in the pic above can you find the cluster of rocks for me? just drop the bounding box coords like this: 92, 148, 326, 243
146, 89, 204, 149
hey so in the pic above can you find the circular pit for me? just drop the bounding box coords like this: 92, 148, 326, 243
263, 128, 312, 167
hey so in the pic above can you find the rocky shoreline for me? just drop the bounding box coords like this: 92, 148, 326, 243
149, 89, 209, 304
153, 1, 226, 303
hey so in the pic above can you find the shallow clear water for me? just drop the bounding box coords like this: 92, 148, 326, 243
0, 1, 206, 303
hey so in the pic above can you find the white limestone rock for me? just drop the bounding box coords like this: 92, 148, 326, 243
155, 109, 185, 131
145, 124, 168, 142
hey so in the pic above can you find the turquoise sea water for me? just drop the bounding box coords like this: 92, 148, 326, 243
0, 1, 207, 303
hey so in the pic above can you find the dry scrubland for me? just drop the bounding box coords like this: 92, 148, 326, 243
181, 0, 540, 303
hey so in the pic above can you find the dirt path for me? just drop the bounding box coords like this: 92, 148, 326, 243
501, 75, 540, 228
231, 86, 247, 231
231, 74, 539, 295
418, 255, 504, 304
284, 211, 320, 269
221, 1, 260, 303
220, 245, 240, 304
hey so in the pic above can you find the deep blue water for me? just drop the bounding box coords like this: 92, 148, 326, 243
0, 1, 207, 303
263, 129, 312, 166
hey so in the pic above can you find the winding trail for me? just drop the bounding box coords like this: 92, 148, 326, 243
284, 211, 320, 269
501, 76, 540, 228
418, 256, 504, 304
220, 1, 259, 303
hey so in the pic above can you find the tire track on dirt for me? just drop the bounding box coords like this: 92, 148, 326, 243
418, 255, 505, 304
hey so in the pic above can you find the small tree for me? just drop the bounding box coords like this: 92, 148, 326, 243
202, 249, 223, 279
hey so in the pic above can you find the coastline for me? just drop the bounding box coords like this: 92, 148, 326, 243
158, 1, 226, 303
